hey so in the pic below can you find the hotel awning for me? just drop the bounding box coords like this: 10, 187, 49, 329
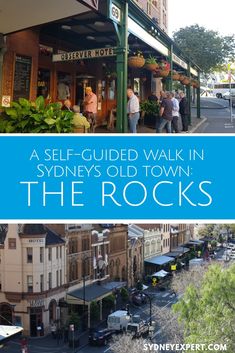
145, 255, 174, 266
66, 283, 113, 305
0, 0, 90, 34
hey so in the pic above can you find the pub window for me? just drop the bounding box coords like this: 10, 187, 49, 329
60, 269, 62, 285
57, 72, 72, 101
56, 270, 59, 287
60, 247, 62, 258
56, 247, 59, 259
27, 275, 33, 292
37, 68, 50, 99
27, 247, 33, 263
8, 238, 16, 249
13, 55, 32, 101
108, 80, 116, 100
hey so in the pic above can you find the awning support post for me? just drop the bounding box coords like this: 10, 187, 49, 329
113, 0, 128, 133
187, 63, 192, 125
197, 72, 201, 119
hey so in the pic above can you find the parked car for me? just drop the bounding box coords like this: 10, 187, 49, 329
222, 91, 235, 106
88, 329, 115, 346
132, 292, 147, 306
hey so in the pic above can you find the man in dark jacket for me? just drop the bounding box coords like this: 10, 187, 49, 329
179, 92, 189, 132
157, 91, 173, 133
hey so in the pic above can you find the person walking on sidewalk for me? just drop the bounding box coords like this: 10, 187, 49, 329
127, 88, 140, 133
157, 91, 173, 133
171, 92, 180, 133
179, 92, 189, 132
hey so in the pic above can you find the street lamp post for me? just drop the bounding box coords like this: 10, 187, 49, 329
138, 291, 152, 326
82, 254, 94, 330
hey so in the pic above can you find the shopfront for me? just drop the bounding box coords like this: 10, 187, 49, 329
0, 0, 201, 132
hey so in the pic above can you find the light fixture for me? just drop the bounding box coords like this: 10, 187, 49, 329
94, 21, 105, 27
61, 25, 72, 30
86, 35, 95, 40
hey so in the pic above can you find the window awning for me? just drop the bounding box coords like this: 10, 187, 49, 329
144, 255, 174, 266
66, 283, 113, 305
0, 325, 23, 342
0, 0, 89, 34
166, 247, 190, 258
152, 270, 169, 278
128, 17, 169, 57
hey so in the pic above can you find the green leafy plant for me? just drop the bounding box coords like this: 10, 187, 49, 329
90, 301, 100, 321
145, 55, 158, 64
0, 96, 74, 133
120, 287, 129, 302
103, 294, 116, 309
66, 311, 80, 330
132, 50, 144, 58
140, 100, 160, 115
158, 60, 170, 70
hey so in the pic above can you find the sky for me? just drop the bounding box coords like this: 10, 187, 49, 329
168, 0, 235, 37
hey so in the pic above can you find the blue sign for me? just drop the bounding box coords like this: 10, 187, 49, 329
0, 135, 234, 220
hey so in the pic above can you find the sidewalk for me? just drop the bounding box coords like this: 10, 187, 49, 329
7, 330, 89, 353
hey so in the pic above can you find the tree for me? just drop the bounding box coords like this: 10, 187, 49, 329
173, 25, 235, 73
111, 334, 153, 353
120, 287, 129, 302
173, 263, 235, 353
103, 294, 116, 310
90, 301, 99, 321
66, 311, 80, 330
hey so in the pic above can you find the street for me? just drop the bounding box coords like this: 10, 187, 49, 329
2, 248, 232, 353
193, 97, 235, 133
2, 289, 178, 353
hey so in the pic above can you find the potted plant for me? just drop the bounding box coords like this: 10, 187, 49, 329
144, 55, 159, 71
191, 79, 199, 88
154, 60, 170, 77
140, 99, 160, 127
128, 50, 145, 68
182, 76, 191, 85
0, 96, 74, 133
172, 70, 180, 81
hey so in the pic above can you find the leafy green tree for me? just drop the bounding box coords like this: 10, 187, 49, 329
90, 301, 100, 321
66, 311, 80, 330
173, 25, 235, 73
120, 287, 129, 302
103, 294, 115, 309
173, 264, 235, 352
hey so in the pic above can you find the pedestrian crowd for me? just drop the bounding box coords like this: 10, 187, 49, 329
127, 88, 190, 133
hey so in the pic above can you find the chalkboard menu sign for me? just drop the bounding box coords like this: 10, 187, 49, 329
13, 55, 32, 101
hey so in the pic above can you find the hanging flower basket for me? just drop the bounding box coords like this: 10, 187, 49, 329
172, 71, 180, 81
128, 56, 145, 68
145, 63, 159, 71
179, 74, 186, 82
182, 77, 190, 85
154, 60, 170, 77
154, 69, 170, 78
192, 79, 199, 88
